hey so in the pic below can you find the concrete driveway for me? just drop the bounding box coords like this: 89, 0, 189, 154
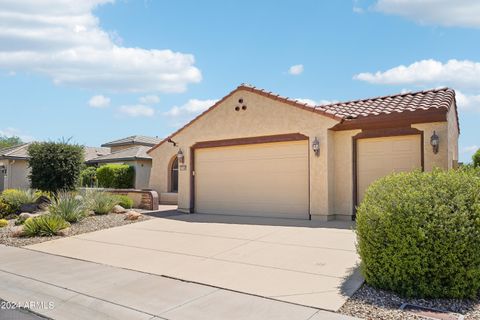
27, 208, 363, 311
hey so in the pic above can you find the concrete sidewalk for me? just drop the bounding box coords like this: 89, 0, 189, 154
0, 245, 358, 320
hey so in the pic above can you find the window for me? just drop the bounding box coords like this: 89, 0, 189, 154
170, 157, 178, 193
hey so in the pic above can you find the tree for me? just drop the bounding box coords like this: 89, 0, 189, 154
0, 135, 23, 149
473, 148, 480, 168
28, 141, 84, 192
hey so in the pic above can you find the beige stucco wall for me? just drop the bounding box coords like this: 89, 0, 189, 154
149, 89, 339, 219
133, 159, 152, 189
447, 103, 459, 168
4, 159, 30, 190
332, 129, 361, 219
109, 145, 133, 153
412, 122, 449, 171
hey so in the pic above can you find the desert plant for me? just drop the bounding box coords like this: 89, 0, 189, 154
49, 192, 87, 223
1, 189, 39, 212
85, 190, 119, 215
0, 219, 8, 227
114, 194, 133, 209
356, 167, 480, 299
0, 200, 15, 218
28, 141, 84, 193
96, 164, 134, 189
23, 215, 70, 237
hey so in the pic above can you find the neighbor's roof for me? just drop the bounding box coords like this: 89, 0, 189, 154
148, 84, 458, 154
101, 135, 162, 147
86, 146, 152, 163
0, 143, 31, 160
84, 146, 111, 162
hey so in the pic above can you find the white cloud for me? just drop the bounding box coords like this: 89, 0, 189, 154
288, 64, 304, 75
88, 94, 110, 108
375, 0, 480, 28
0, 127, 34, 142
139, 95, 160, 105
119, 105, 155, 117
296, 98, 338, 106
0, 0, 201, 93
354, 59, 480, 111
165, 99, 217, 117
355, 59, 480, 90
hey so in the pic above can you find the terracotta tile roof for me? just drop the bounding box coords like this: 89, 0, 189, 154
102, 135, 162, 148
84, 147, 111, 162
311, 87, 455, 119
86, 146, 152, 163
148, 84, 458, 153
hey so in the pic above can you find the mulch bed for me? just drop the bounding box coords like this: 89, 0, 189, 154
0, 212, 152, 247
340, 284, 480, 320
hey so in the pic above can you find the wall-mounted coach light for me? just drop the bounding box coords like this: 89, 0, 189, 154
312, 137, 320, 157
430, 131, 439, 154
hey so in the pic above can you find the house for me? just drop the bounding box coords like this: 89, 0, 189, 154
148, 84, 459, 221
85, 135, 161, 189
86, 146, 154, 189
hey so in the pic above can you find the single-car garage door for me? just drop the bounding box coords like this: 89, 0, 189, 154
195, 140, 309, 219
357, 134, 422, 204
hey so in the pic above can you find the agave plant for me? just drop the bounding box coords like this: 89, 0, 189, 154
23, 215, 70, 237
49, 192, 87, 223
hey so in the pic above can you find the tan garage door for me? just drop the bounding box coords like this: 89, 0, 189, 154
357, 135, 422, 204
195, 140, 309, 219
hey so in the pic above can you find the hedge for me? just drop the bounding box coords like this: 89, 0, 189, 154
96, 164, 134, 189
79, 166, 97, 187
473, 148, 480, 168
356, 168, 480, 299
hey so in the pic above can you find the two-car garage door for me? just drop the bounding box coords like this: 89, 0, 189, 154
194, 140, 309, 219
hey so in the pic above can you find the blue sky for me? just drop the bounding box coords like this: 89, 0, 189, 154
0, 0, 479, 162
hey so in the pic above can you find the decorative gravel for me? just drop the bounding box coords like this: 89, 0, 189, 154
340, 284, 480, 320
0, 212, 152, 247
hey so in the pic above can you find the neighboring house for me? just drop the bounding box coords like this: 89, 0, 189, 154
0, 143, 31, 191
85, 135, 161, 189
0, 144, 109, 192
148, 84, 459, 221
86, 145, 153, 189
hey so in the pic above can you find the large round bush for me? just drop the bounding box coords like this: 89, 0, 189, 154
356, 168, 480, 299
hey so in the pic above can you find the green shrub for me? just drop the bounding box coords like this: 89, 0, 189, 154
28, 141, 84, 193
356, 168, 480, 299
0, 200, 15, 218
1, 189, 39, 213
114, 195, 133, 209
49, 192, 87, 223
23, 215, 70, 237
0, 219, 8, 228
96, 164, 134, 189
85, 190, 119, 215
473, 149, 480, 168
79, 166, 97, 187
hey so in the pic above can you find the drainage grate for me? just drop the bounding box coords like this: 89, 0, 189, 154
400, 303, 464, 320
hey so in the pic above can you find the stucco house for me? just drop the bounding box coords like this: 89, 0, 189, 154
148, 84, 459, 221
0, 144, 109, 192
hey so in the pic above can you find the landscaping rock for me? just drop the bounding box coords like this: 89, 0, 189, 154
112, 205, 127, 214
87, 210, 95, 216
124, 211, 142, 221
10, 226, 25, 238
18, 212, 33, 220
19, 203, 38, 213
56, 227, 71, 237
74, 195, 83, 201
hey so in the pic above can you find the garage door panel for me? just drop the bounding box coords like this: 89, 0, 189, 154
195, 140, 309, 219
357, 135, 421, 204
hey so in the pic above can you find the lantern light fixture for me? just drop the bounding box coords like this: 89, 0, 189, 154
312, 137, 320, 156
430, 131, 439, 154
177, 149, 185, 164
